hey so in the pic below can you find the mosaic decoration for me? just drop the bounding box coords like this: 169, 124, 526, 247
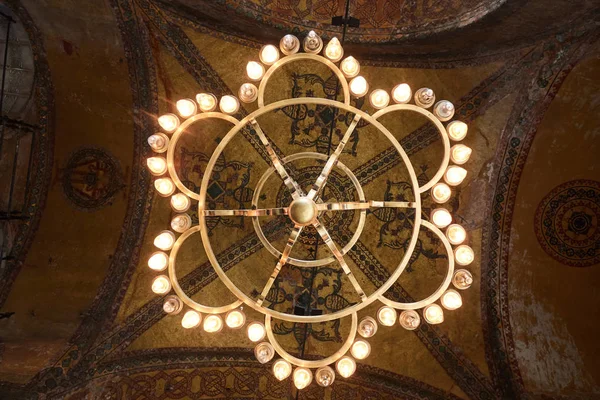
535, 179, 600, 267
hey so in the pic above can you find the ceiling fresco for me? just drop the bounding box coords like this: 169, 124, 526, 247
0, 0, 598, 399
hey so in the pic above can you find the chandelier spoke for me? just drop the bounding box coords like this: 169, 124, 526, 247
307, 114, 362, 200
256, 225, 303, 306
250, 118, 305, 199
316, 200, 416, 211
203, 207, 289, 217
313, 219, 367, 301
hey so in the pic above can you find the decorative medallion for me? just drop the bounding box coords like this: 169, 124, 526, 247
62, 148, 125, 211
535, 179, 600, 267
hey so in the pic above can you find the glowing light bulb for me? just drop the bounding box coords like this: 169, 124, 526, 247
225, 309, 246, 329
423, 304, 444, 324
219, 95, 239, 114
171, 213, 192, 233
279, 34, 300, 55
369, 89, 390, 109
158, 113, 180, 133
349, 76, 369, 97
451, 144, 472, 165
196, 93, 217, 112
163, 295, 183, 314
147, 157, 167, 176
336, 357, 356, 378
247, 322, 266, 342
151, 275, 171, 294
203, 314, 223, 333
176, 98, 197, 118
431, 183, 452, 203
254, 342, 274, 364
315, 366, 335, 387
154, 178, 175, 197
446, 224, 467, 245
399, 310, 421, 330
351, 339, 371, 360
238, 83, 258, 103
259, 44, 279, 65
340, 56, 360, 78
431, 208, 452, 228
415, 88, 435, 108
441, 289, 463, 310
170, 193, 190, 212
154, 231, 175, 251
447, 121, 468, 141
273, 359, 292, 381
148, 251, 168, 271
434, 100, 455, 121
147, 133, 169, 153
324, 37, 343, 62
392, 83, 412, 104
444, 166, 467, 186
454, 246, 475, 267
181, 310, 201, 329
453, 268, 474, 289
246, 61, 265, 81
357, 316, 378, 338
377, 306, 397, 326
293, 368, 312, 390
303, 30, 323, 54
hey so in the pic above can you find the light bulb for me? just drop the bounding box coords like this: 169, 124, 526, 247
431, 208, 452, 228
146, 157, 167, 176
453, 268, 474, 289
148, 251, 168, 271
259, 44, 280, 65
303, 30, 323, 54
454, 246, 475, 267
154, 178, 175, 197
181, 310, 201, 329
247, 322, 266, 342
225, 309, 246, 329
273, 359, 292, 381
369, 89, 390, 109
293, 368, 312, 390
154, 231, 175, 251
340, 56, 360, 78
377, 306, 397, 326
392, 83, 412, 103
444, 166, 467, 186
238, 83, 258, 103
196, 93, 217, 112
415, 87, 435, 108
441, 289, 463, 310
147, 133, 169, 153
357, 316, 378, 338
176, 98, 197, 118
434, 100, 455, 121
349, 76, 369, 97
431, 183, 452, 203
219, 95, 239, 114
451, 144, 472, 165
399, 310, 421, 330
447, 120, 468, 141
246, 61, 265, 81
351, 339, 371, 360
170, 193, 190, 212
163, 295, 183, 314
423, 304, 444, 324
254, 342, 275, 364
158, 113, 180, 133
151, 275, 171, 294
279, 34, 300, 55
315, 366, 335, 387
171, 213, 192, 233
324, 37, 343, 61
336, 357, 356, 378
446, 224, 466, 245
203, 314, 223, 333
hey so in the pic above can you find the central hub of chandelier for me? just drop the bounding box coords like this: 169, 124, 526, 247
144, 31, 476, 390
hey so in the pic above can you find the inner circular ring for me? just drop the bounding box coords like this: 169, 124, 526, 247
251, 152, 366, 267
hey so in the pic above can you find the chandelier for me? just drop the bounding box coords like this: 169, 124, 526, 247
144, 31, 475, 390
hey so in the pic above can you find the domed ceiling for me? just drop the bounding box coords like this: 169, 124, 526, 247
0, 0, 598, 399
